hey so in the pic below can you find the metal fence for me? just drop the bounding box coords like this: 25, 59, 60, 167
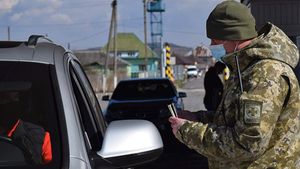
171, 65, 185, 80
131, 66, 185, 80
131, 70, 161, 78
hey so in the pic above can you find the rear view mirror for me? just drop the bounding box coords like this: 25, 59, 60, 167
179, 92, 187, 98
102, 95, 110, 101
97, 120, 163, 168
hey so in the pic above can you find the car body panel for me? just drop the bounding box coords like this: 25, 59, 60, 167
55, 52, 91, 165
0, 43, 35, 61
69, 157, 89, 169
0, 42, 57, 64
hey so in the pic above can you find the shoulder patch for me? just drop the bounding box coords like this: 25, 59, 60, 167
244, 100, 262, 124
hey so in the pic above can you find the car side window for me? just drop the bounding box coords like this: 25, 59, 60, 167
0, 61, 62, 168
69, 58, 105, 151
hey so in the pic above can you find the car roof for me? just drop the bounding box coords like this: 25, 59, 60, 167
0, 35, 68, 64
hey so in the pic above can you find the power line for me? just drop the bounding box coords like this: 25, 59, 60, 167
122, 25, 205, 35
56, 27, 205, 49
164, 29, 205, 35
0, 0, 137, 11
1, 21, 204, 39
0, 18, 143, 28
61, 29, 109, 45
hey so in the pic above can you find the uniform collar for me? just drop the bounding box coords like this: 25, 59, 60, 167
221, 36, 261, 73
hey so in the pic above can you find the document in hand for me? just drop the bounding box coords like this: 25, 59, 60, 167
167, 103, 178, 118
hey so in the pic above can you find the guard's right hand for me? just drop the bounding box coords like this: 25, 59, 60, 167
177, 110, 197, 122
169, 117, 186, 138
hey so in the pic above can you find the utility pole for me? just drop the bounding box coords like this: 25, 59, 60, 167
7, 26, 10, 41
143, 0, 148, 77
161, 37, 165, 77
103, 0, 116, 93
103, 0, 118, 93
113, 0, 118, 88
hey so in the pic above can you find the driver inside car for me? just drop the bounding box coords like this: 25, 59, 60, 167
0, 92, 52, 164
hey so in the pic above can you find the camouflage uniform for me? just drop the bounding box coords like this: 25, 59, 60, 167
177, 22, 300, 169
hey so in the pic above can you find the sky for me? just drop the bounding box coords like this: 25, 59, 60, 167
0, 0, 238, 50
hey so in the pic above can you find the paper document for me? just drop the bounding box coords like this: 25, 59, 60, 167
167, 103, 178, 118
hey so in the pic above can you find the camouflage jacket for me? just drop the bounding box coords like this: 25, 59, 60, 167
177, 22, 300, 169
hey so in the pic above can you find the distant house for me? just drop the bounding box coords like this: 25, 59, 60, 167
170, 52, 195, 80
185, 43, 214, 69
73, 51, 131, 92
101, 33, 159, 78
150, 42, 192, 57
74, 51, 131, 74
171, 52, 194, 65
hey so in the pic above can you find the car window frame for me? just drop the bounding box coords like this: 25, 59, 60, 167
68, 57, 106, 150
67, 56, 120, 169
49, 64, 69, 169
69, 58, 106, 135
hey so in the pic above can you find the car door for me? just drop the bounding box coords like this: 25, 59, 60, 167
68, 56, 117, 168
67, 54, 163, 169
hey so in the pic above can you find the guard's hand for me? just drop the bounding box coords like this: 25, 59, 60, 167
177, 110, 197, 121
169, 117, 186, 138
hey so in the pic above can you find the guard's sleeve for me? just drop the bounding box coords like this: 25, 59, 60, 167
176, 76, 289, 161
194, 110, 215, 123
42, 132, 52, 164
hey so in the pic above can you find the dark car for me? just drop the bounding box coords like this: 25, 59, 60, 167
102, 78, 187, 127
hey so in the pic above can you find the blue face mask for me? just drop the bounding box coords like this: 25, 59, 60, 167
209, 41, 227, 63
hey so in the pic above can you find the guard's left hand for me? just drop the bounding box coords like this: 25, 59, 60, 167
168, 117, 186, 138
177, 110, 197, 121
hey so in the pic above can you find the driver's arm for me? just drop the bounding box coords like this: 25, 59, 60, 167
42, 132, 52, 164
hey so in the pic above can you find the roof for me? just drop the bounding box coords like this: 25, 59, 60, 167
101, 33, 159, 59
73, 51, 131, 66
149, 43, 192, 57
171, 53, 194, 65
186, 55, 205, 64
185, 44, 212, 57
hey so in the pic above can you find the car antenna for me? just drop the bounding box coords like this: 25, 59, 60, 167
235, 55, 243, 94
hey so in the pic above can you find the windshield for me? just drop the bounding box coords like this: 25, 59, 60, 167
187, 68, 197, 71
111, 79, 176, 100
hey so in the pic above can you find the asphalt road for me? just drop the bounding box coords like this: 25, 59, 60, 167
181, 76, 205, 90
97, 76, 210, 169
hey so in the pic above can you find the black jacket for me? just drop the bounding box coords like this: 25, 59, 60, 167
11, 119, 45, 165
203, 67, 223, 111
